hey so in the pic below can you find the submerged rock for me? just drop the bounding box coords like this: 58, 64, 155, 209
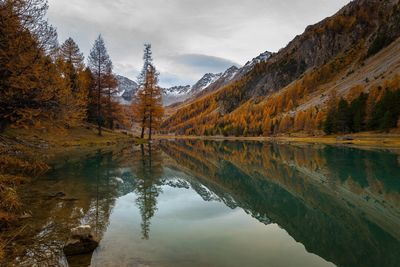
63, 225, 98, 256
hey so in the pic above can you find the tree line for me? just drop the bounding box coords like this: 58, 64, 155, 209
324, 87, 400, 134
0, 0, 163, 139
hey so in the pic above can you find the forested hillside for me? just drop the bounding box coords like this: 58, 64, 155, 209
161, 0, 400, 136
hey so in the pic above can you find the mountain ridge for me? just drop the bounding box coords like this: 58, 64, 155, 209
161, 0, 400, 136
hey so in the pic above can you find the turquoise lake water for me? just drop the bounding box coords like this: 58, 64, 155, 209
11, 140, 400, 267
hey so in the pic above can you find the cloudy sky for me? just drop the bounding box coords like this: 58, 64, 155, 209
47, 0, 350, 87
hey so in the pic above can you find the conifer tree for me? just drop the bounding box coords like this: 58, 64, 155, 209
58, 37, 88, 127
102, 69, 118, 129
88, 35, 113, 136
145, 66, 164, 140
132, 64, 164, 140
137, 44, 155, 87
60, 38, 84, 69
0, 0, 58, 130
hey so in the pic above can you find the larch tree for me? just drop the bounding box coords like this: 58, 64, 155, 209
132, 86, 148, 139
0, 0, 58, 131
88, 35, 113, 136
132, 44, 162, 139
102, 68, 118, 129
60, 37, 84, 92
144, 65, 164, 140
58, 37, 88, 127
137, 43, 154, 87
132, 64, 164, 140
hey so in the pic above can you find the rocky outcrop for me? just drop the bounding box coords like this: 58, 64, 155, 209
194, 66, 240, 98
115, 75, 139, 104
162, 0, 400, 134
244, 0, 400, 98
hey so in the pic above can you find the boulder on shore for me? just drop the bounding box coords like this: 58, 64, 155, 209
63, 225, 99, 256
71, 225, 91, 239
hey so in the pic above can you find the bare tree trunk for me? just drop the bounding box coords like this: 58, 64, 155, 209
97, 83, 102, 136
97, 58, 102, 136
140, 116, 146, 139
148, 113, 152, 140
108, 89, 112, 129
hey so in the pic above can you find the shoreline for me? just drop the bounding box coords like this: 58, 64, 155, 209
153, 132, 400, 149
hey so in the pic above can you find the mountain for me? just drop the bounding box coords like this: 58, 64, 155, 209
191, 73, 223, 94
235, 51, 273, 78
162, 85, 191, 106
162, 0, 400, 136
194, 66, 240, 98
171, 56, 273, 105
115, 75, 139, 104
162, 67, 240, 106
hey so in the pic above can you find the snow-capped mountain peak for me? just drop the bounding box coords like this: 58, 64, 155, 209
191, 72, 223, 94
163, 85, 191, 96
115, 75, 139, 104
221, 66, 239, 80
244, 51, 272, 67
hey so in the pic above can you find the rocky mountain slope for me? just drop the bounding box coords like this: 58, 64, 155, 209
191, 52, 272, 99
115, 75, 139, 104
161, 0, 400, 135
116, 54, 271, 107
162, 66, 240, 106
191, 73, 223, 94
193, 66, 239, 98
162, 85, 192, 106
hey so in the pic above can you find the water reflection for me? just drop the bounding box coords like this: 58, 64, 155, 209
134, 144, 163, 239
160, 140, 400, 267
8, 140, 400, 267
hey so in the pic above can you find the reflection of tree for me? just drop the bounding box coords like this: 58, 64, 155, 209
10, 147, 139, 266
134, 144, 163, 239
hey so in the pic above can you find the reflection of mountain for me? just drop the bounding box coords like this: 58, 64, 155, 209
160, 140, 400, 267
11, 141, 400, 267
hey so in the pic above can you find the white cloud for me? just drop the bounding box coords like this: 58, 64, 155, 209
47, 0, 350, 87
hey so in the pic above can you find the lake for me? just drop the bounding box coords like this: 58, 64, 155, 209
9, 140, 400, 267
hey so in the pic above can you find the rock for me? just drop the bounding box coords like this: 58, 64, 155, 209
63, 237, 98, 256
71, 225, 91, 239
63, 225, 99, 256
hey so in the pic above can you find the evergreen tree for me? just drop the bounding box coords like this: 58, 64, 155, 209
336, 98, 350, 133
58, 37, 88, 127
323, 90, 338, 134
137, 43, 159, 88
369, 89, 400, 131
88, 35, 113, 136
60, 37, 84, 69
349, 92, 367, 132
102, 69, 118, 129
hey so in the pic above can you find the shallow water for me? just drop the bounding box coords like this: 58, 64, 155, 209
8, 140, 400, 267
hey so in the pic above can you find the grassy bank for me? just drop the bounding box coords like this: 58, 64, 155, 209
154, 132, 400, 149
